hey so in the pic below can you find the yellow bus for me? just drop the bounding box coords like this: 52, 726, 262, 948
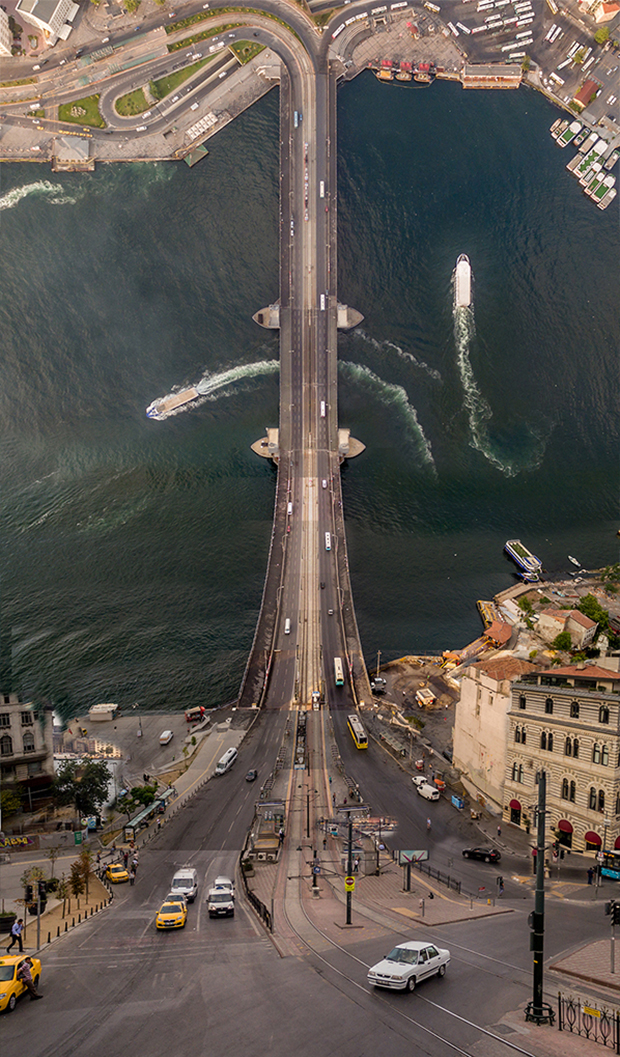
347, 714, 368, 749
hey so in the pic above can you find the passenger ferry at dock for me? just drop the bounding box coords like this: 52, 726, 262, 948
504, 539, 543, 582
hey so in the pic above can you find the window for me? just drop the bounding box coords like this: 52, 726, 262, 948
541, 731, 547, 751
561, 778, 569, 799
518, 695, 526, 710
564, 737, 572, 756
616, 792, 620, 815
599, 706, 610, 725
602, 745, 609, 767
541, 731, 553, 752
0, 713, 10, 728
569, 781, 576, 803
511, 762, 524, 783
590, 787, 597, 810
545, 698, 554, 715
548, 732, 554, 752
27, 761, 42, 775
573, 739, 579, 759
23, 731, 35, 754
20, 711, 33, 726
593, 744, 601, 765
599, 789, 606, 812
515, 726, 526, 744
570, 701, 580, 719
0, 734, 13, 757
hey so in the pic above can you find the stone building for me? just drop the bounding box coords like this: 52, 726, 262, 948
0, 692, 55, 811
504, 661, 620, 854
453, 656, 537, 812
0, 8, 12, 57
15, 0, 79, 44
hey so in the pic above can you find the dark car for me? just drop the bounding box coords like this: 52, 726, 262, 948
245, 769, 257, 782
462, 847, 501, 863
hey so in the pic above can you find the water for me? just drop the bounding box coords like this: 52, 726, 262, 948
1, 76, 618, 717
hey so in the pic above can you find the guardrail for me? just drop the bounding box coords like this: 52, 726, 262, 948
558, 992, 620, 1051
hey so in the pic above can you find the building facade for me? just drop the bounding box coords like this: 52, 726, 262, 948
15, 0, 79, 43
0, 8, 12, 57
504, 662, 620, 854
0, 692, 54, 811
453, 656, 537, 812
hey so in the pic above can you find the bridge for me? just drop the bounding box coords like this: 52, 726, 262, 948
233, 8, 372, 714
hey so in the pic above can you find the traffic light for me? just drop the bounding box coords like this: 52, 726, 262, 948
24, 884, 33, 903
613, 903, 620, 927
38, 880, 47, 899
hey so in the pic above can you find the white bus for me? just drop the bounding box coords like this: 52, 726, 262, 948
320, 293, 326, 311
320, 401, 326, 417
325, 532, 331, 551
319, 180, 325, 198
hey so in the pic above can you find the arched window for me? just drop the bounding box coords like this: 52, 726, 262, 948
599, 789, 606, 812
0, 734, 12, 756
548, 732, 554, 752
515, 727, 522, 743
573, 739, 579, 759
602, 745, 609, 767
541, 731, 547, 751
569, 781, 576, 803
589, 787, 597, 810
600, 706, 610, 725
616, 792, 620, 815
570, 701, 580, 719
593, 744, 601, 765
22, 731, 35, 753
564, 737, 572, 756
518, 695, 526, 710
561, 778, 569, 799
511, 762, 524, 783
545, 698, 554, 715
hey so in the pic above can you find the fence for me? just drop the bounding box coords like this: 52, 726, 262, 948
558, 993, 620, 1052
411, 858, 462, 895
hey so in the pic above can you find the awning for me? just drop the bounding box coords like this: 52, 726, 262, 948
558, 820, 573, 833
509, 799, 521, 809
614, 836, 620, 850
584, 831, 602, 846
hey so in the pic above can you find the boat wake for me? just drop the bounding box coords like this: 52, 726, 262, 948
453, 305, 551, 477
353, 329, 442, 382
0, 180, 78, 212
339, 361, 435, 470
150, 360, 280, 419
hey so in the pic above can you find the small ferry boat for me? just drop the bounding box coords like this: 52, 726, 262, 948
146, 387, 199, 420
598, 186, 617, 210
573, 128, 588, 147
504, 539, 543, 581
376, 60, 394, 81
568, 555, 581, 567
593, 175, 616, 206
454, 254, 472, 308
550, 118, 562, 135
551, 119, 569, 140
557, 120, 582, 147
414, 62, 433, 82
604, 149, 619, 172
396, 60, 412, 81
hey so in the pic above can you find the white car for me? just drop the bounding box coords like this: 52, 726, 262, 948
411, 774, 428, 788
213, 875, 234, 893
368, 941, 450, 992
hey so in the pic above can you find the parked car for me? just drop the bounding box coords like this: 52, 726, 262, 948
462, 847, 501, 863
411, 775, 428, 788
245, 769, 258, 782
0, 955, 43, 1013
416, 783, 440, 802
106, 863, 129, 884
368, 941, 450, 992
155, 897, 187, 930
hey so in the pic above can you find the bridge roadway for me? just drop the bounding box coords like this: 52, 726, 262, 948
237, 10, 371, 715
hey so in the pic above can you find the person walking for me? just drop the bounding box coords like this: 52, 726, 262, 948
6, 918, 24, 954
497, 825, 502, 838
587, 866, 595, 885
131, 856, 139, 874
129, 868, 136, 886
18, 957, 43, 1000
123, 850, 129, 869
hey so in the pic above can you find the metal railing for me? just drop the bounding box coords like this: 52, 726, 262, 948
558, 993, 620, 1052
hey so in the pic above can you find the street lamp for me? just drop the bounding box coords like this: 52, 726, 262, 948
597, 817, 610, 889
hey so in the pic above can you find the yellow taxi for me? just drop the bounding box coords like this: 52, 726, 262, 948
0, 955, 42, 1013
155, 896, 187, 930
106, 863, 129, 884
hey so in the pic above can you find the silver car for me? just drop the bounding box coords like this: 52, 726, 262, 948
368, 941, 450, 992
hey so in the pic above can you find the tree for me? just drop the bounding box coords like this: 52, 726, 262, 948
1, 787, 22, 818
78, 848, 93, 901
574, 48, 586, 64
53, 759, 111, 817
117, 782, 156, 820
552, 630, 572, 651
69, 860, 85, 908
521, 55, 531, 72
595, 27, 610, 44
46, 844, 61, 879
578, 593, 608, 630
58, 873, 69, 918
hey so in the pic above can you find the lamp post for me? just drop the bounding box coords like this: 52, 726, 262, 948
524, 770, 555, 1025
598, 817, 610, 889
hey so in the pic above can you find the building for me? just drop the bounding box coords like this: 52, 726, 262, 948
0, 692, 55, 811
537, 607, 598, 648
504, 661, 620, 854
0, 8, 12, 57
461, 65, 522, 89
573, 79, 602, 111
453, 656, 537, 812
594, 1, 620, 22
15, 0, 79, 44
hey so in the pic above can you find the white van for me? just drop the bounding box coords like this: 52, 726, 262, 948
287, 502, 293, 515
320, 401, 326, 418
417, 783, 440, 802
170, 866, 199, 903
284, 618, 291, 635
325, 532, 331, 551
215, 746, 238, 775
159, 730, 174, 745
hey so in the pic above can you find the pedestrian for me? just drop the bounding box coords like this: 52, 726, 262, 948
129, 868, 136, 886
278, 827, 284, 846
323, 838, 327, 851
353, 856, 360, 873
587, 866, 595, 885
96, 852, 101, 865
17, 957, 43, 1000
497, 825, 501, 838
132, 856, 139, 873
7, 918, 24, 954
157, 817, 162, 831
123, 850, 129, 869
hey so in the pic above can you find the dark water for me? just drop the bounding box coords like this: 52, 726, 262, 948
1, 75, 618, 717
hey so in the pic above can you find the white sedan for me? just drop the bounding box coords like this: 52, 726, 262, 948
368, 941, 450, 992
411, 775, 428, 788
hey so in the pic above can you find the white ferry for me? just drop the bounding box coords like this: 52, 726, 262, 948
146, 387, 200, 420
454, 254, 472, 308
504, 539, 543, 581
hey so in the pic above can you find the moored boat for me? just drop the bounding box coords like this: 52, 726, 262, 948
598, 186, 616, 210
604, 149, 619, 172
551, 119, 569, 140
568, 555, 581, 567
504, 539, 543, 581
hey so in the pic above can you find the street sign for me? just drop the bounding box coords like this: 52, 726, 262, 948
313, 865, 321, 875
399, 849, 429, 866
597, 851, 605, 863
344, 875, 355, 892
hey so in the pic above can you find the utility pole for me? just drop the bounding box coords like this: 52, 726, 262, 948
524, 770, 555, 1025
376, 650, 381, 679
346, 811, 353, 925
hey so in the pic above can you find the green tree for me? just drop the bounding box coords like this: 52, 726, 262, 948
521, 55, 531, 72
574, 48, 586, 64
69, 860, 85, 907
595, 27, 610, 44
518, 596, 533, 614
46, 844, 61, 879
552, 630, 572, 651
117, 782, 156, 820
578, 593, 608, 630
1, 787, 22, 818
58, 873, 69, 918
53, 759, 110, 816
